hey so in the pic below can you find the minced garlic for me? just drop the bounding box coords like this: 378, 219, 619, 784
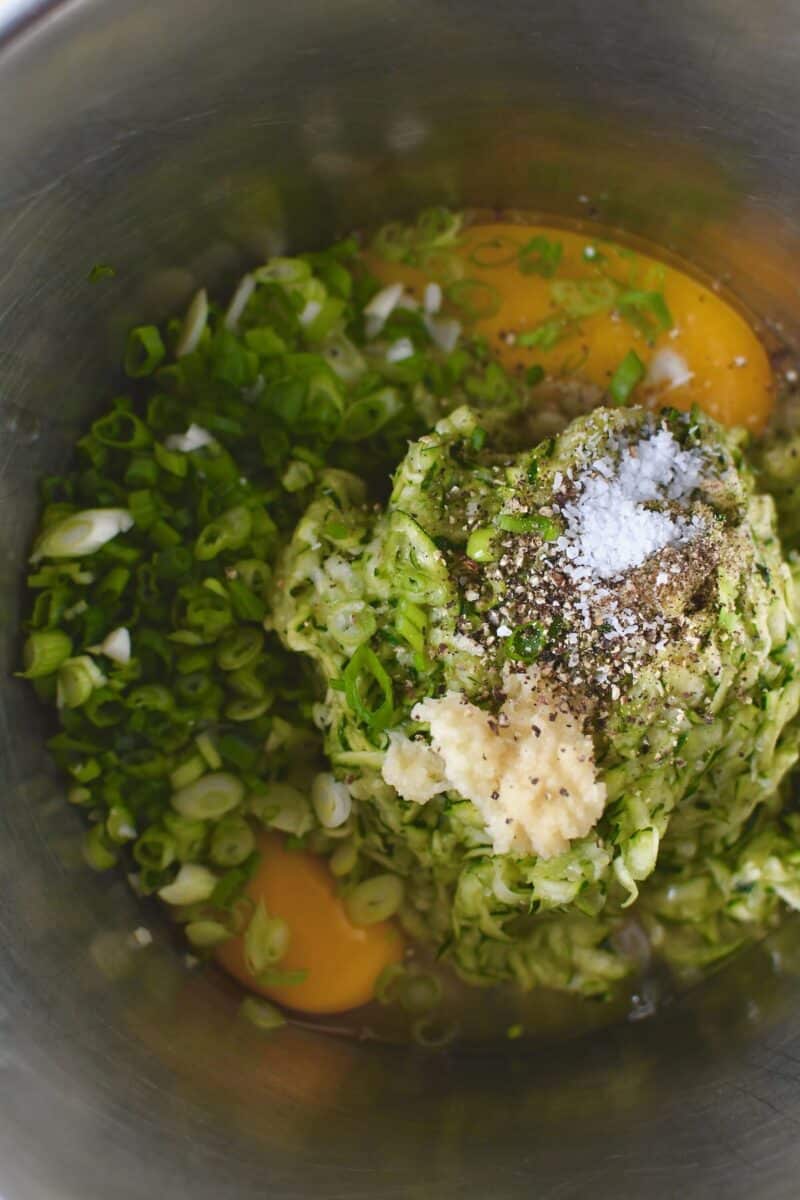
383, 669, 606, 859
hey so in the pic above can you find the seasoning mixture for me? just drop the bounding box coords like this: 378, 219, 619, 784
18, 208, 800, 1041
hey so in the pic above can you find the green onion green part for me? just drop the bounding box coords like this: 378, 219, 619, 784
609, 349, 646, 406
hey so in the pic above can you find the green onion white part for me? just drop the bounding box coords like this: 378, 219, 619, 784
158, 864, 218, 905
164, 423, 215, 452
31, 508, 134, 560
174, 288, 209, 358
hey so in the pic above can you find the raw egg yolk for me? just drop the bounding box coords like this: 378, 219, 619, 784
215, 833, 405, 1015
365, 222, 773, 434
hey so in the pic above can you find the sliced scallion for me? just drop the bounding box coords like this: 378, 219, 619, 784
57, 655, 106, 709
345, 874, 404, 925
244, 900, 290, 975
159, 863, 218, 905
171, 772, 244, 820
496, 512, 560, 540
169, 755, 207, 791
609, 350, 646, 406
311, 773, 352, 830
329, 837, 358, 877
239, 996, 286, 1033
251, 783, 313, 837
445, 278, 501, 320
31, 508, 134, 561
19, 630, 73, 678
124, 326, 165, 378
210, 817, 255, 867
174, 288, 209, 358
84, 823, 118, 870
186, 920, 230, 949
468, 236, 521, 268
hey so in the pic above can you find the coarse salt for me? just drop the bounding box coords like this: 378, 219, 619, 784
557, 427, 704, 580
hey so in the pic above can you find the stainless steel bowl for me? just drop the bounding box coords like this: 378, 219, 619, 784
3, 2, 800, 1196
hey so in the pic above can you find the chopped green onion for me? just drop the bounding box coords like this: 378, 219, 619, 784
172, 772, 244, 820
216, 626, 264, 671
468, 236, 521, 268
525, 364, 545, 388
210, 817, 256, 867
175, 288, 209, 358
244, 900, 290, 974
169, 755, 207, 790
254, 257, 313, 285
329, 837, 358, 877
95, 566, 131, 604
69, 758, 101, 783
517, 235, 563, 278
19, 630, 73, 678
339, 389, 402, 442
195, 732, 222, 770
186, 920, 230, 949
226, 579, 267, 622
516, 319, 569, 350
465, 526, 497, 563
345, 874, 404, 925
134, 827, 176, 870
226, 664, 267, 700
124, 326, 165, 378
233, 559, 271, 596
83, 688, 126, 727
255, 967, 309, 987
67, 785, 92, 806
496, 513, 560, 539
415, 206, 462, 247
162, 813, 207, 862
506, 621, 548, 663
153, 441, 189, 477
617, 289, 673, 342
445, 279, 501, 319
239, 996, 286, 1033
550, 278, 616, 319
375, 962, 407, 1004
31, 508, 134, 561
609, 350, 646, 406
88, 263, 116, 283
107, 805, 137, 843
224, 274, 256, 331
92, 409, 153, 450
281, 459, 315, 493
411, 1015, 458, 1047
470, 426, 487, 452
218, 733, 261, 773
159, 863, 218, 905
127, 683, 173, 711
57, 655, 106, 708
98, 627, 131, 664
224, 696, 272, 721
311, 773, 352, 829
397, 971, 442, 1016
195, 506, 252, 561
83, 823, 118, 870
371, 223, 414, 263
251, 783, 313, 837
